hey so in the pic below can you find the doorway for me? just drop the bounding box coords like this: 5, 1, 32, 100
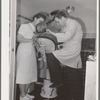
9, 0, 17, 100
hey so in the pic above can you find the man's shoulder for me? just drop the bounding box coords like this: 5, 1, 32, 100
71, 17, 82, 26
72, 19, 82, 29
71, 18, 79, 24
67, 18, 79, 26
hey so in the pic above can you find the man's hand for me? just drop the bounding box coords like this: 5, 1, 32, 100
46, 29, 55, 35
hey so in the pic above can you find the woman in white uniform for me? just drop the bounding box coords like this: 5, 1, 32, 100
16, 13, 46, 100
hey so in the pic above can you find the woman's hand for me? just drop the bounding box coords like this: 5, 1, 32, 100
31, 34, 39, 42
32, 34, 38, 40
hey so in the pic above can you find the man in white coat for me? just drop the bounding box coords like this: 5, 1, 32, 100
46, 10, 83, 100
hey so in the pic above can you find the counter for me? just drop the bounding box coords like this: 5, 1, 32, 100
84, 60, 96, 100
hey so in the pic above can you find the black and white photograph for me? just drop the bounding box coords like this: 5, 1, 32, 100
1, 0, 99, 100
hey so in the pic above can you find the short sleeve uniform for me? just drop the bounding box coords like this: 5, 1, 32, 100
16, 23, 37, 84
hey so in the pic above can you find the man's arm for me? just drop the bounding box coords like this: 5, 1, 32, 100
47, 21, 77, 42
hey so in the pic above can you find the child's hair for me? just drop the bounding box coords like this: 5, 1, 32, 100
36, 21, 47, 33
32, 13, 46, 21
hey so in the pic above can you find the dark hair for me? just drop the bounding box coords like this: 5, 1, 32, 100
50, 9, 60, 16
32, 13, 46, 21
55, 10, 70, 19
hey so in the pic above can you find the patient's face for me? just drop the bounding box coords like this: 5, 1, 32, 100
36, 22, 47, 33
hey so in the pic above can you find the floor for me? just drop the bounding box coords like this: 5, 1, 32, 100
16, 84, 63, 100
16, 82, 84, 100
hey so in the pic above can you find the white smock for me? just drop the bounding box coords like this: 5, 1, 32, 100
16, 23, 37, 84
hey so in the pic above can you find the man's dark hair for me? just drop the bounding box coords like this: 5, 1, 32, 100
32, 13, 46, 21
50, 9, 60, 16
55, 10, 70, 19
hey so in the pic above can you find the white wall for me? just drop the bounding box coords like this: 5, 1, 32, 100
17, 0, 97, 33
